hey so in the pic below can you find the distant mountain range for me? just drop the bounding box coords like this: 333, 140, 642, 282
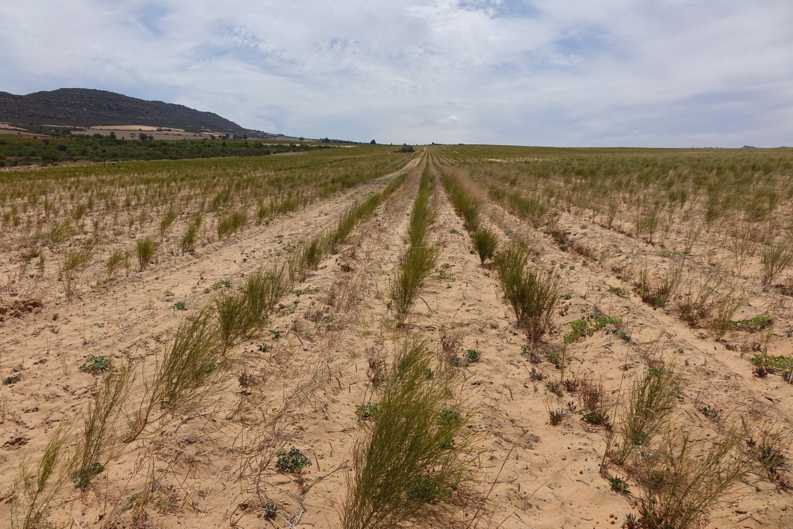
0, 88, 257, 135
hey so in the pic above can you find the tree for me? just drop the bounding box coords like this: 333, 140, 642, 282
370, 139, 376, 145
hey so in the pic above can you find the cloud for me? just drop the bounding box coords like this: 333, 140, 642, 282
0, 0, 791, 146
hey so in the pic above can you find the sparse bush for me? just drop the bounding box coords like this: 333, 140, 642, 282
634, 431, 747, 529
217, 209, 247, 239
180, 215, 202, 253
761, 242, 793, 286
495, 242, 560, 342
61, 247, 92, 298
11, 428, 71, 529
105, 249, 129, 280
215, 291, 251, 350
341, 340, 469, 529
73, 366, 130, 489
136, 237, 157, 271
126, 311, 220, 441
613, 367, 677, 464
472, 227, 498, 264
159, 207, 177, 238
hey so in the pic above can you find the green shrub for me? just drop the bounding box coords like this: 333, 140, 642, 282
495, 243, 560, 342
136, 238, 157, 271
472, 227, 498, 264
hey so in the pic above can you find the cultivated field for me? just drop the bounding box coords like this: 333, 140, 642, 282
0, 146, 791, 529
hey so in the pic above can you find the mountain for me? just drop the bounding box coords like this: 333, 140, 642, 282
0, 88, 248, 134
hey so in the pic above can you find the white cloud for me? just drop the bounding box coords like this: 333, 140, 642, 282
0, 0, 791, 146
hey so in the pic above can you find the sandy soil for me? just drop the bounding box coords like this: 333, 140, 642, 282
1, 150, 790, 529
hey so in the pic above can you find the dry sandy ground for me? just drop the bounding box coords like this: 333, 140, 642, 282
1, 151, 790, 529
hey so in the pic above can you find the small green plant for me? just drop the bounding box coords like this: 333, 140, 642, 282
608, 475, 631, 495
276, 447, 311, 473
464, 348, 481, 363
356, 402, 380, 421
564, 309, 622, 344
174, 301, 187, 311
79, 355, 110, 374
751, 353, 793, 373
730, 314, 772, 333
136, 238, 157, 271
472, 227, 498, 264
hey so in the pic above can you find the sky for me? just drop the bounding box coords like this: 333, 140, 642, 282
1, 0, 792, 146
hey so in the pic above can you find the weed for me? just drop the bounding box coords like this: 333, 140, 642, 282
564, 309, 622, 344
159, 207, 177, 238
578, 379, 610, 428
356, 402, 380, 421
276, 447, 312, 473
730, 314, 772, 333
548, 407, 565, 425
79, 355, 110, 374
745, 423, 789, 488
465, 348, 481, 363
61, 247, 92, 297
608, 475, 631, 495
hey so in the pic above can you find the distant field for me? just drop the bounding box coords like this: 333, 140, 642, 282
0, 133, 328, 166
1, 146, 791, 529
